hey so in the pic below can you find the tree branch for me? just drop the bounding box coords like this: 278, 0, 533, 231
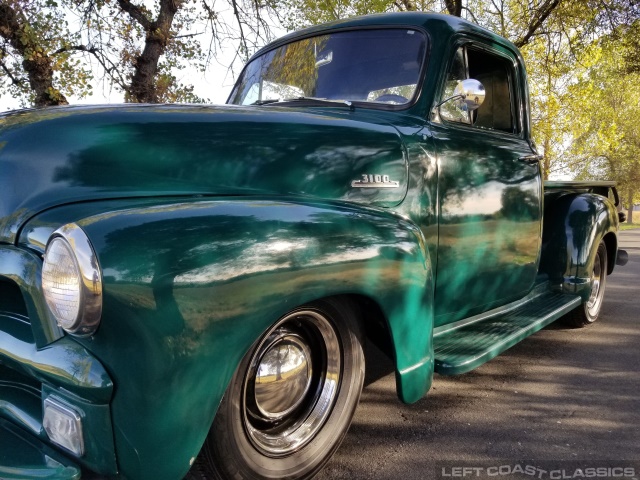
175, 32, 203, 39
0, 2, 68, 106
53, 44, 97, 55
514, 0, 561, 48
0, 59, 23, 86
56, 43, 130, 92
116, 0, 153, 31
461, 6, 479, 24
230, 0, 249, 58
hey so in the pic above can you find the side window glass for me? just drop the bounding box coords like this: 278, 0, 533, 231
439, 45, 518, 134
440, 47, 470, 124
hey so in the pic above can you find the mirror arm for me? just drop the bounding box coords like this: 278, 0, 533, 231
431, 79, 485, 123
430, 94, 465, 122
432, 93, 465, 112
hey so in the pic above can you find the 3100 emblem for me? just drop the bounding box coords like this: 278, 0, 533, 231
351, 174, 400, 188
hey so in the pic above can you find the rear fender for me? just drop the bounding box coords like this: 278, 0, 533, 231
540, 192, 618, 299
76, 198, 434, 480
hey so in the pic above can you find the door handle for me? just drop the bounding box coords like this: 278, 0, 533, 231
518, 154, 542, 165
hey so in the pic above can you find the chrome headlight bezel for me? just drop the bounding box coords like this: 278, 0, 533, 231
42, 223, 102, 336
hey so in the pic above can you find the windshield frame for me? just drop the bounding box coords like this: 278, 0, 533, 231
226, 25, 432, 112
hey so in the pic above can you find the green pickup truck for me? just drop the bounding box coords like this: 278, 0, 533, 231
0, 11, 629, 480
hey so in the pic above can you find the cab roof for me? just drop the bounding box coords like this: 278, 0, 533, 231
251, 12, 518, 61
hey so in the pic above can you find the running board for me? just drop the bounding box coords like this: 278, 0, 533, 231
433, 291, 581, 375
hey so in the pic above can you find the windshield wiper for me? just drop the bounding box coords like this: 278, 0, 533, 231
283, 97, 355, 110
251, 99, 280, 105
251, 97, 355, 110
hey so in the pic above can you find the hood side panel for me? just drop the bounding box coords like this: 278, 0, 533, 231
0, 105, 409, 243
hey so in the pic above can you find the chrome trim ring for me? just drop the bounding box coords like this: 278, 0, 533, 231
43, 223, 102, 336
586, 249, 605, 318
242, 310, 342, 457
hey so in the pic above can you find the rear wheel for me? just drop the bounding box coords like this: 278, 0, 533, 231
200, 298, 364, 479
564, 240, 608, 327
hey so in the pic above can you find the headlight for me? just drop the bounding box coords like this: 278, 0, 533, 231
42, 223, 102, 336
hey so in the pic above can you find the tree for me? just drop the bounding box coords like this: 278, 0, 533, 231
0, 0, 92, 107
565, 22, 640, 223
1, 0, 281, 106
69, 0, 204, 103
282, 0, 577, 48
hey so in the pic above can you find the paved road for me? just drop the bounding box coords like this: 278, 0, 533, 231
317, 229, 640, 480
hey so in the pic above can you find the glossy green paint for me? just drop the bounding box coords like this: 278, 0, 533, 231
540, 186, 619, 298
0, 316, 112, 403
0, 361, 42, 439
41, 384, 119, 475
0, 11, 623, 480
430, 127, 541, 325
0, 311, 117, 474
430, 117, 541, 323
0, 104, 408, 244
69, 197, 430, 480
0, 100, 430, 478
433, 286, 581, 375
0, 419, 80, 480
0, 245, 117, 474
0, 246, 63, 346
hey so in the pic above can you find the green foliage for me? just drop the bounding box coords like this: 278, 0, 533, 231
2, 0, 277, 106
0, 0, 93, 107
564, 21, 640, 210
74, 0, 211, 102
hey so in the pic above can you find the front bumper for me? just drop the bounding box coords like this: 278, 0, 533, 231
0, 418, 80, 479
0, 245, 117, 476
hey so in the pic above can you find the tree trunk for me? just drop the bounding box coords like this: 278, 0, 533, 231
628, 187, 634, 224
444, 0, 462, 17
120, 0, 180, 103
0, 2, 68, 107
128, 33, 170, 103
542, 137, 551, 180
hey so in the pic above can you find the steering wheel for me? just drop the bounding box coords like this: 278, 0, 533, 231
375, 94, 409, 104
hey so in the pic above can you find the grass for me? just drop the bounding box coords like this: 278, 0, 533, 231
619, 210, 640, 230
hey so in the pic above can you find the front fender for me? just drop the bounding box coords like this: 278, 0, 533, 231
72, 197, 433, 480
540, 192, 618, 299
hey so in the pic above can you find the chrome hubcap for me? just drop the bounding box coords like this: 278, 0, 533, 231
243, 310, 341, 457
254, 333, 312, 420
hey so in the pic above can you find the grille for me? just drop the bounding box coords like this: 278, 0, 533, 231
0, 279, 29, 321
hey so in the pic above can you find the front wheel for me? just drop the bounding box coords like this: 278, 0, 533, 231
564, 240, 608, 327
200, 298, 365, 479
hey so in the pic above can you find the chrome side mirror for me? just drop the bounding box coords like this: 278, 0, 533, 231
432, 79, 486, 122
453, 79, 485, 111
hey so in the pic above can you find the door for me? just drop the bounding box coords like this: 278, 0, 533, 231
430, 43, 542, 326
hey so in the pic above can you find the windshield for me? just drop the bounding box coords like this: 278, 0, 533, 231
228, 29, 428, 107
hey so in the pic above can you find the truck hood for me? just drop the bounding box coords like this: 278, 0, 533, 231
0, 104, 409, 243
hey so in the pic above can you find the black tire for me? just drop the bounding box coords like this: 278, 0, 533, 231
564, 240, 608, 327
199, 298, 365, 480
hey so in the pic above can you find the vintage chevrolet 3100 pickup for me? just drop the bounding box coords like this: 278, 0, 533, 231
0, 11, 629, 480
